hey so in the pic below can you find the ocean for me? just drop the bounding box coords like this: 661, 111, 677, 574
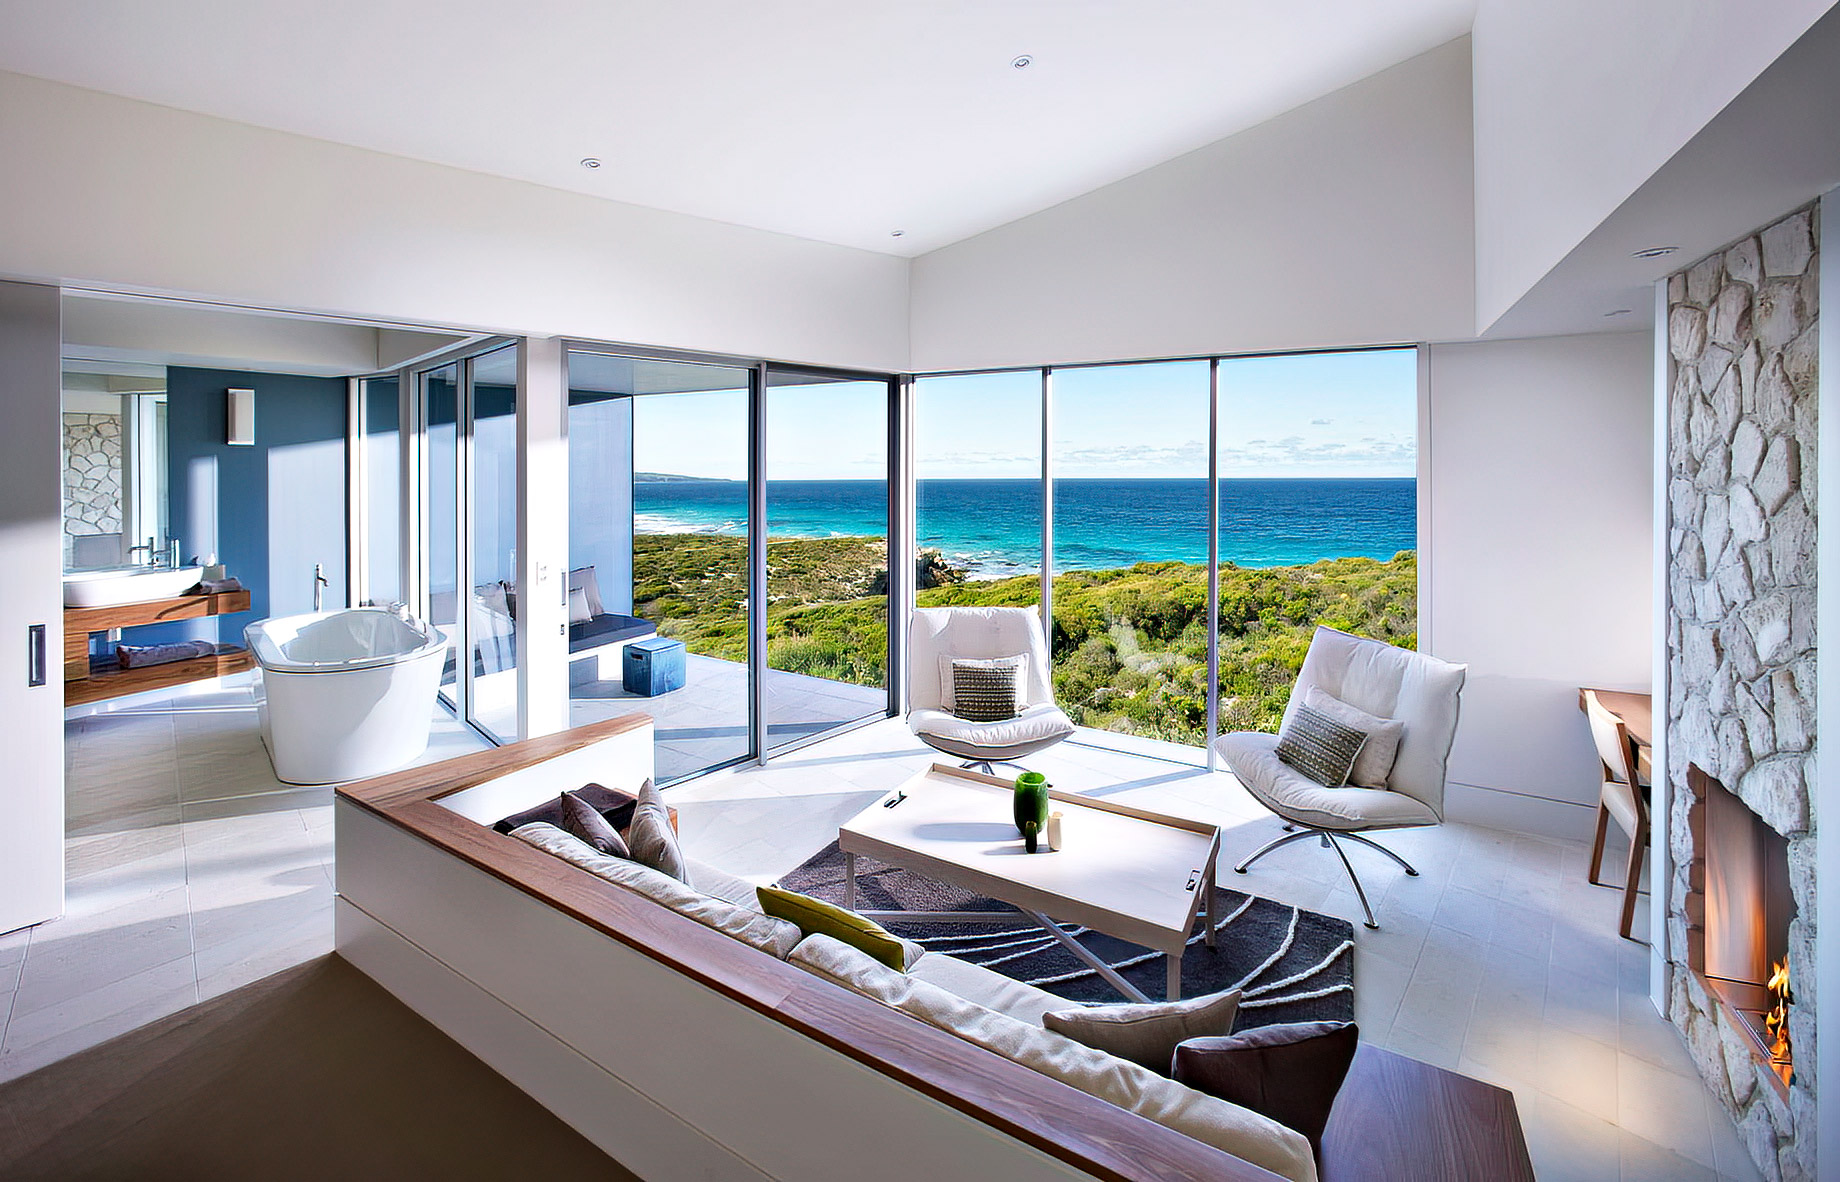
633, 477, 1415, 578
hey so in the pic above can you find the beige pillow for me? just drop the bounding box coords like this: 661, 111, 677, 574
624, 778, 688, 884
789, 935, 1317, 1182
511, 823, 800, 958
1303, 685, 1404, 789
1043, 988, 1242, 1073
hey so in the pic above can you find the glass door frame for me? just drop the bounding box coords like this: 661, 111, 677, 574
561, 341, 901, 771
756, 361, 903, 761
350, 335, 517, 744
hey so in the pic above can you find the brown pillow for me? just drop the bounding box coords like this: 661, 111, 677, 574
560, 790, 629, 858
1171, 1020, 1359, 1154
1042, 988, 1240, 1073
492, 782, 641, 835
624, 778, 689, 885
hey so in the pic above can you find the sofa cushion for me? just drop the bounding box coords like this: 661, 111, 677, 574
790, 935, 1317, 1182
625, 779, 689, 884
1214, 732, 1439, 832
758, 885, 910, 970
905, 952, 1067, 1026
685, 858, 761, 910
1173, 1021, 1359, 1155
560, 790, 629, 858
908, 704, 1075, 756
512, 823, 801, 958
1043, 988, 1241, 1074
1302, 686, 1405, 790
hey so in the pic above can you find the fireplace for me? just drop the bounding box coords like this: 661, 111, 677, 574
1685, 765, 1796, 1090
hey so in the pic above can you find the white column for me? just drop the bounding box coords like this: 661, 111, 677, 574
517, 337, 570, 739
0, 280, 64, 934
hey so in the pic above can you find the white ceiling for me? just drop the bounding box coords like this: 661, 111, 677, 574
0, 0, 1474, 257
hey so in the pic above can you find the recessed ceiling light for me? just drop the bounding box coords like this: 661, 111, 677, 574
579, 157, 603, 170
1605, 308, 1633, 317
1010, 54, 1033, 69
890, 230, 906, 238
1631, 246, 1678, 259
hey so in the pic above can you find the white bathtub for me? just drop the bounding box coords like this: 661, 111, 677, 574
247, 608, 449, 785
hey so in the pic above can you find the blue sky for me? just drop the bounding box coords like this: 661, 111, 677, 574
632, 348, 1417, 480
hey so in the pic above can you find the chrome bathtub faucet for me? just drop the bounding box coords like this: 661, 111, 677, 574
312, 563, 328, 612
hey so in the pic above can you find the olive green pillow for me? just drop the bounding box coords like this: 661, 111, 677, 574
757, 885, 907, 971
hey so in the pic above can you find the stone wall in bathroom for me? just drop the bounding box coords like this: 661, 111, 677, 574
61, 410, 123, 566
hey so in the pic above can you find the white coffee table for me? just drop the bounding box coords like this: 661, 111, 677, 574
838, 764, 1221, 1002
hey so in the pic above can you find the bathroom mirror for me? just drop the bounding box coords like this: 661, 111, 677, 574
61, 360, 170, 572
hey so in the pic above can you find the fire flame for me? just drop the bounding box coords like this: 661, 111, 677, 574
1765, 959, 1793, 1077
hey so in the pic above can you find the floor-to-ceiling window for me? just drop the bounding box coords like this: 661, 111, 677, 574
1212, 349, 1418, 735
566, 349, 754, 783
912, 370, 1044, 601
763, 368, 892, 752
906, 347, 1418, 757
1051, 360, 1212, 744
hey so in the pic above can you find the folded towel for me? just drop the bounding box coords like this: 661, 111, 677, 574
117, 640, 219, 669
194, 577, 244, 595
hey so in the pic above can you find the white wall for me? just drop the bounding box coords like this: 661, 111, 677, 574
1470, 0, 1836, 332
1423, 332, 1652, 839
0, 71, 909, 373
0, 280, 65, 934
908, 38, 1475, 372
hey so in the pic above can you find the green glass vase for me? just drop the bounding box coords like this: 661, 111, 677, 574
1013, 772, 1050, 853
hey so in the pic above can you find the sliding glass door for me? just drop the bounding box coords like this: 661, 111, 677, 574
566, 349, 754, 783
409, 343, 520, 741
466, 344, 520, 743
423, 362, 461, 710
763, 369, 892, 753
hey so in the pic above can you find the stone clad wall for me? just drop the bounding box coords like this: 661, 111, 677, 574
1664, 204, 1818, 1182
61, 411, 123, 565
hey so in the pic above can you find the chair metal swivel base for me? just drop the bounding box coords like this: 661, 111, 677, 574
1235, 825, 1419, 930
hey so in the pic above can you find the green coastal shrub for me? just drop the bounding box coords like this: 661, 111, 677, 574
629, 533, 1416, 748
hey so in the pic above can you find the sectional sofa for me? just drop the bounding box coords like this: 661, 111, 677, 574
334, 715, 1532, 1182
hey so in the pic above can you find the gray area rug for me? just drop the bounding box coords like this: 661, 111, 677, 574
780, 842, 1355, 1027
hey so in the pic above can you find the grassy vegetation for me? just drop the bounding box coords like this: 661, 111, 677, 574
630, 532, 1416, 747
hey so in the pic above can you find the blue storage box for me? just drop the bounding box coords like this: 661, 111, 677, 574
623, 636, 686, 696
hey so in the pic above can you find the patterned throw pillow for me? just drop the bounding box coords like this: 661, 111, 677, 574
1275, 703, 1368, 788
951, 659, 1022, 722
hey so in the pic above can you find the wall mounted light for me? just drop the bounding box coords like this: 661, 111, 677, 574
227, 388, 255, 446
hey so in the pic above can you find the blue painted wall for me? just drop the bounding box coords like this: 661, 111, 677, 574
158, 367, 348, 644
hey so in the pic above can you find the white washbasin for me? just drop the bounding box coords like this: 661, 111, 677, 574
63, 565, 205, 608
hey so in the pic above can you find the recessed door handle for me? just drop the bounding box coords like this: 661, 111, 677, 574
27, 623, 46, 687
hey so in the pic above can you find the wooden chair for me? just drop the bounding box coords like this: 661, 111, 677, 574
1583, 690, 1650, 941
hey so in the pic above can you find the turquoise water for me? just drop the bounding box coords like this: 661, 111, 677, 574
634, 477, 1415, 577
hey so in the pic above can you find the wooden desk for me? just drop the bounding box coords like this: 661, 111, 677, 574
1579, 687, 1652, 782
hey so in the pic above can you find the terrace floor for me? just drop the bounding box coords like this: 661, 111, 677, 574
7, 681, 1763, 1182
570, 650, 886, 782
